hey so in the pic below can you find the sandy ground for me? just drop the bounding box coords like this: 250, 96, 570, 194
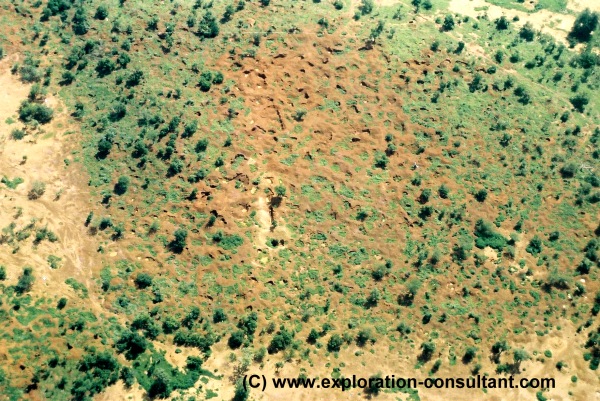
449, 0, 577, 43
0, 58, 106, 324
567, 0, 600, 12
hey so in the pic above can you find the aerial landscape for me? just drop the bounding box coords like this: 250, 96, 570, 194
0, 0, 598, 400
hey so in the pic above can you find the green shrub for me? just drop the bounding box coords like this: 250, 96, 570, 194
167, 159, 184, 177
560, 163, 578, 178
419, 341, 435, 362
183, 121, 198, 138
1, 176, 24, 189
134, 273, 153, 289
170, 228, 188, 253
72, 351, 120, 399
442, 15, 455, 31
213, 308, 227, 323
148, 369, 172, 399
197, 12, 219, 39
307, 328, 320, 344
474, 219, 507, 250
126, 69, 144, 87
293, 109, 307, 121
396, 322, 412, 336
94, 5, 108, 20
72, 8, 89, 35
14, 267, 34, 295
327, 334, 343, 352
114, 176, 130, 195
356, 329, 373, 347
10, 129, 25, 140
212, 231, 243, 250
474, 189, 487, 202
438, 184, 449, 198
238, 312, 258, 338
228, 330, 244, 349
120, 367, 135, 388
520, 23, 535, 41
463, 347, 477, 364
162, 316, 180, 334
18, 100, 53, 124
115, 330, 148, 360
147, 16, 159, 31
99, 217, 113, 230
495, 16, 509, 30
526, 236, 543, 256
268, 327, 294, 353
233, 378, 250, 401
47, 255, 62, 269
199, 71, 212, 91
57, 297, 67, 309
360, 0, 374, 15
213, 71, 224, 84
19, 64, 41, 83
374, 152, 389, 169
28, 181, 46, 200
570, 93, 589, 113
96, 58, 116, 77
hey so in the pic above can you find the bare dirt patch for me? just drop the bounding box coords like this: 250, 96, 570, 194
449, 0, 576, 43
0, 61, 96, 289
567, 0, 600, 13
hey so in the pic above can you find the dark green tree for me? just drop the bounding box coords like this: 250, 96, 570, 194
327, 334, 344, 352
72, 8, 89, 35
233, 378, 250, 401
18, 101, 53, 124
115, 330, 148, 360
268, 327, 294, 353
96, 58, 116, 77
199, 71, 213, 91
14, 267, 34, 295
94, 5, 108, 20
568, 9, 599, 43
170, 228, 188, 253
307, 328, 319, 344
463, 347, 477, 364
222, 4, 235, 22
134, 273, 153, 289
519, 23, 535, 41
148, 369, 172, 399
197, 12, 219, 39
495, 16, 509, 30
419, 341, 435, 362
228, 330, 244, 349
442, 14, 455, 31
114, 176, 130, 195
213, 308, 227, 323
570, 93, 589, 113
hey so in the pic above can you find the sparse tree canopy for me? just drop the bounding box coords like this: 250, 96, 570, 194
2, 2, 599, 399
